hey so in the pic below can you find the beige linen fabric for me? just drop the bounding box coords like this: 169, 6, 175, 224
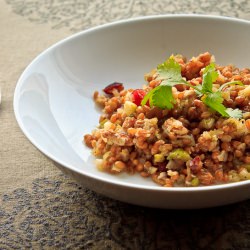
0, 0, 69, 194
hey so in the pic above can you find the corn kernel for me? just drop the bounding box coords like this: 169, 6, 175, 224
124, 101, 137, 116
154, 154, 165, 163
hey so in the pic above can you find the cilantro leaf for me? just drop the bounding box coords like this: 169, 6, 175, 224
225, 108, 243, 119
141, 56, 243, 119
142, 57, 185, 108
203, 63, 219, 82
201, 63, 218, 93
219, 80, 243, 91
199, 64, 243, 118
141, 85, 176, 109
203, 93, 243, 118
141, 89, 154, 106
203, 92, 229, 117
157, 57, 184, 86
151, 85, 175, 109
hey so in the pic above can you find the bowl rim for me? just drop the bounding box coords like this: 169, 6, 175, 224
13, 14, 250, 193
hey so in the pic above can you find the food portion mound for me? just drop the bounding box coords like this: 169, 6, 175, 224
84, 52, 250, 187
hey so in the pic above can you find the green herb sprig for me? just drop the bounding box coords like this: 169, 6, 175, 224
141, 57, 243, 118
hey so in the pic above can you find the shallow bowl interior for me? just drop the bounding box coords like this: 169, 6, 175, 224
14, 15, 250, 208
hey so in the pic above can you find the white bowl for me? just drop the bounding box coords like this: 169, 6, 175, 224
14, 15, 250, 209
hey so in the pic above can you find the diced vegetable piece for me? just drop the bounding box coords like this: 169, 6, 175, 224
99, 119, 108, 128
239, 168, 250, 180
242, 164, 250, 172
132, 89, 147, 106
154, 154, 165, 163
191, 177, 200, 186
148, 167, 158, 174
95, 159, 104, 171
124, 101, 137, 116
167, 149, 191, 162
200, 117, 215, 130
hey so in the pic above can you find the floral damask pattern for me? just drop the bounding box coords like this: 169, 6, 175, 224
6, 0, 250, 31
0, 175, 250, 249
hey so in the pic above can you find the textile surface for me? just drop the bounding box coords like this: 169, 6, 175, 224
0, 0, 250, 249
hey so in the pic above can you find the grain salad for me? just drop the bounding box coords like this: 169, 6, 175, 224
84, 52, 250, 187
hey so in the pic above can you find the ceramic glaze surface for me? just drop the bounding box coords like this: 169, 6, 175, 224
14, 15, 250, 208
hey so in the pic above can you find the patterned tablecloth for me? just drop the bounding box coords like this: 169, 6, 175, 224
0, 0, 250, 249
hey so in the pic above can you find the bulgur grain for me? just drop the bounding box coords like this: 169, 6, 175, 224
84, 52, 250, 187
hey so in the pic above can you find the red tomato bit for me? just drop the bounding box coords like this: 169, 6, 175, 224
132, 89, 149, 106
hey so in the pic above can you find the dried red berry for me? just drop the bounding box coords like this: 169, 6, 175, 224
157, 163, 166, 172
103, 82, 124, 95
189, 156, 202, 174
